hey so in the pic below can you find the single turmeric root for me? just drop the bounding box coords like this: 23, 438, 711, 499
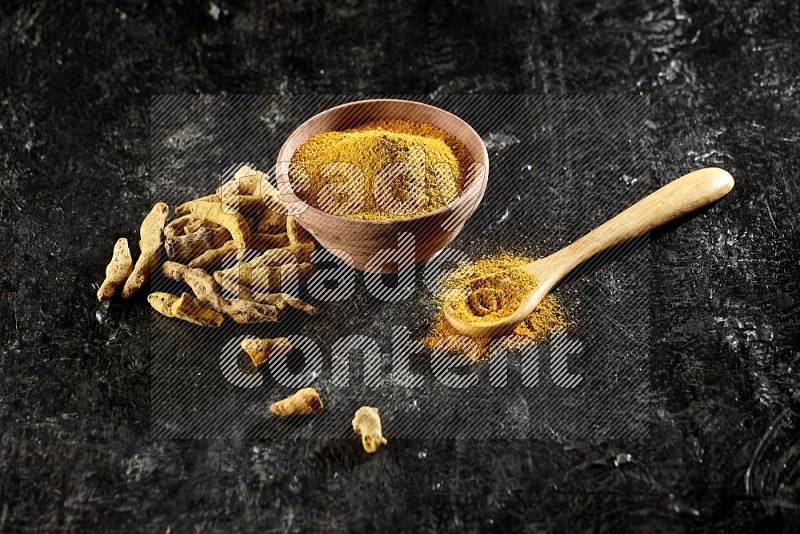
352, 406, 388, 453
213, 261, 315, 294
186, 200, 250, 249
163, 214, 192, 238
161, 261, 282, 323
223, 164, 283, 201
187, 240, 241, 269
165, 215, 224, 239
165, 227, 229, 262
122, 202, 169, 298
147, 292, 178, 315
218, 168, 286, 219
184, 218, 223, 234
269, 387, 324, 416
241, 337, 292, 367
270, 293, 319, 315
245, 242, 315, 269
147, 291, 225, 327
217, 166, 260, 197
183, 233, 288, 270
97, 238, 134, 301
236, 292, 318, 316
172, 292, 225, 327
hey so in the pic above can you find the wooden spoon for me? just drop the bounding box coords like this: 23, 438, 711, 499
443, 167, 735, 337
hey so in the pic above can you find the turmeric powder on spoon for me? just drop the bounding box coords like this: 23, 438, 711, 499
424, 251, 574, 359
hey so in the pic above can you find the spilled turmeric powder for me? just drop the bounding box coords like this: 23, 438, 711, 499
424, 252, 574, 358
290, 119, 471, 220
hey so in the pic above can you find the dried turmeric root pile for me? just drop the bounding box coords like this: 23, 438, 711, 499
97, 164, 320, 327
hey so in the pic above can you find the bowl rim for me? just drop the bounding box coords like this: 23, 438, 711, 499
276, 98, 489, 226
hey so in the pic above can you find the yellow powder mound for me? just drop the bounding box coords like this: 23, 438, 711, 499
290, 119, 470, 220
424, 252, 575, 359
444, 252, 539, 323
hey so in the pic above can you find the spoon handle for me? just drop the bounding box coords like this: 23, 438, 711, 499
561, 167, 734, 266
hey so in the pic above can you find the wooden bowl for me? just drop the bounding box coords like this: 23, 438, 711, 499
276, 99, 488, 273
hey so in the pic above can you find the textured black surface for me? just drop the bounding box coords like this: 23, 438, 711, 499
1, 0, 798, 531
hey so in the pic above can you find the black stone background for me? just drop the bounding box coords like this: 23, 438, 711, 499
1, 0, 798, 532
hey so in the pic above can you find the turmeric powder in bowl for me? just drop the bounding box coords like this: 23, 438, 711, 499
290, 119, 471, 220
424, 252, 575, 359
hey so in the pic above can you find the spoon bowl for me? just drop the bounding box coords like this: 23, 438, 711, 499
444, 167, 735, 337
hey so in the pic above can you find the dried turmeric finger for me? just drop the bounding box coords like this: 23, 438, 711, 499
352, 406, 388, 453
184, 218, 222, 234
166, 216, 223, 238
122, 202, 169, 298
171, 292, 225, 327
249, 242, 315, 267
202, 243, 313, 293
165, 227, 229, 262
186, 200, 251, 249
223, 296, 280, 323
246, 292, 319, 315
230, 166, 289, 219
270, 388, 323, 416
213, 261, 315, 294
241, 336, 292, 367
162, 261, 225, 308
216, 179, 239, 198
269, 293, 318, 315
184, 231, 290, 271
147, 291, 224, 327
174, 194, 219, 217
275, 293, 318, 315
218, 168, 257, 197
216, 170, 262, 202
147, 292, 179, 316
228, 164, 283, 202
97, 238, 134, 301
187, 240, 241, 269
161, 261, 281, 324
286, 215, 313, 245
163, 215, 193, 238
